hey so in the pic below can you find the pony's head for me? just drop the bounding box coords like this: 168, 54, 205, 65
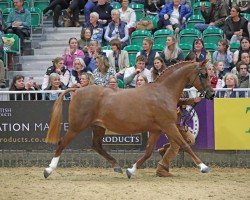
189, 60, 215, 100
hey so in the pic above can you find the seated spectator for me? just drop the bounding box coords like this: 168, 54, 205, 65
80, 72, 94, 87
104, 9, 129, 48
108, 76, 118, 89
107, 39, 129, 80
63, 0, 87, 27
93, 55, 115, 86
43, 0, 70, 27
5, 0, 31, 52
145, 0, 165, 15
136, 37, 160, 70
216, 73, 245, 98
91, 0, 113, 27
195, 0, 228, 32
232, 51, 250, 74
212, 39, 233, 73
84, 0, 98, 24
236, 61, 249, 88
82, 12, 104, 45
191, 38, 211, 65
136, 74, 149, 87
214, 61, 225, 87
160, 36, 184, 66
124, 55, 152, 88
78, 28, 92, 50
207, 64, 221, 88
223, 5, 249, 43
9, 75, 41, 100
119, 0, 136, 34
43, 73, 69, 100
151, 56, 167, 81
158, 0, 192, 32
62, 37, 84, 71
42, 57, 70, 90
233, 37, 250, 64
68, 57, 87, 88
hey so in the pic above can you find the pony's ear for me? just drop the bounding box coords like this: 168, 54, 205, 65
200, 59, 208, 67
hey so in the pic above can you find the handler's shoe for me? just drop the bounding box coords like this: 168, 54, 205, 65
156, 163, 173, 177
157, 143, 170, 157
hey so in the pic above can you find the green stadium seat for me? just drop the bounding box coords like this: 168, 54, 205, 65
204, 42, 217, 55
152, 44, 165, 53
3, 33, 20, 54
230, 42, 240, 53
28, 7, 43, 38
118, 79, 125, 88
110, 2, 121, 9
193, 1, 211, 15
0, 0, 12, 11
33, 0, 50, 11
203, 27, 223, 45
186, 15, 205, 29
123, 45, 142, 67
241, 13, 250, 21
179, 43, 192, 58
130, 30, 152, 46
102, 45, 111, 50
2, 8, 13, 26
153, 29, 174, 47
179, 28, 202, 45
129, 3, 145, 21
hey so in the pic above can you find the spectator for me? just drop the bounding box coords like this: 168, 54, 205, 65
5, 0, 31, 52
44, 73, 69, 100
195, 0, 228, 32
213, 61, 225, 87
93, 55, 115, 86
92, 0, 113, 27
42, 57, 70, 90
136, 37, 160, 70
185, 51, 196, 61
151, 56, 167, 81
78, 28, 92, 50
223, 5, 249, 43
43, 0, 71, 27
237, 51, 250, 68
82, 12, 104, 45
104, 9, 129, 48
145, 0, 165, 15
158, 0, 192, 32
233, 37, 250, 64
212, 39, 233, 73
9, 75, 41, 100
136, 74, 148, 87
108, 76, 118, 89
236, 61, 249, 88
80, 72, 94, 87
69, 57, 86, 88
191, 38, 211, 65
119, 0, 136, 34
62, 37, 84, 71
207, 64, 221, 88
63, 0, 87, 27
107, 39, 129, 80
124, 55, 152, 88
84, 0, 98, 24
216, 73, 245, 98
160, 36, 184, 66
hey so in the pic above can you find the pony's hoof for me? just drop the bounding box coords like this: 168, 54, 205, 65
126, 169, 132, 179
44, 168, 52, 179
200, 166, 210, 173
114, 166, 123, 174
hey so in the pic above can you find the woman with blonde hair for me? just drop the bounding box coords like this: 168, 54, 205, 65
93, 55, 115, 86
69, 57, 86, 88
80, 72, 94, 87
160, 36, 184, 66
136, 75, 148, 87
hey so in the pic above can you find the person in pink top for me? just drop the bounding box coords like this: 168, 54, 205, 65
62, 37, 84, 71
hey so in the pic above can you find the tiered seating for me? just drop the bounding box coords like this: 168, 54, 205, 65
203, 27, 223, 45
179, 43, 192, 58
204, 43, 217, 55
130, 30, 152, 46
179, 28, 202, 45
123, 45, 142, 67
153, 29, 174, 47
111, 2, 121, 9
186, 15, 205, 29
0, 0, 12, 11
230, 42, 240, 53
3, 33, 20, 54
33, 0, 50, 11
129, 3, 145, 21
193, 1, 211, 16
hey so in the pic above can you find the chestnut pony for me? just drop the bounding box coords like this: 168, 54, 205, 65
44, 60, 215, 179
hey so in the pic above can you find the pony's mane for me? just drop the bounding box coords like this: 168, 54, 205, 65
154, 60, 195, 83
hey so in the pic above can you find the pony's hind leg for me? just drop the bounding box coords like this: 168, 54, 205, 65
44, 128, 78, 178
160, 123, 210, 174
92, 126, 122, 173
126, 131, 160, 179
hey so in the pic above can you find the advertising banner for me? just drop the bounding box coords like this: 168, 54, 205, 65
214, 98, 250, 150
0, 101, 147, 150
156, 99, 215, 150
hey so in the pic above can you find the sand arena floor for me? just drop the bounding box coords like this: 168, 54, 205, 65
0, 167, 249, 200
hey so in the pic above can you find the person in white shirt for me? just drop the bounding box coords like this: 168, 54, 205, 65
124, 55, 152, 88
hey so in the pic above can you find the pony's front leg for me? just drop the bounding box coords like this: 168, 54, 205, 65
126, 131, 161, 179
92, 126, 122, 174
160, 123, 210, 174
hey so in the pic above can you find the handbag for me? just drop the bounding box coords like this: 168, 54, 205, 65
136, 20, 154, 30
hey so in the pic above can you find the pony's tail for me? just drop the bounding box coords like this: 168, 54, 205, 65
45, 88, 77, 144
